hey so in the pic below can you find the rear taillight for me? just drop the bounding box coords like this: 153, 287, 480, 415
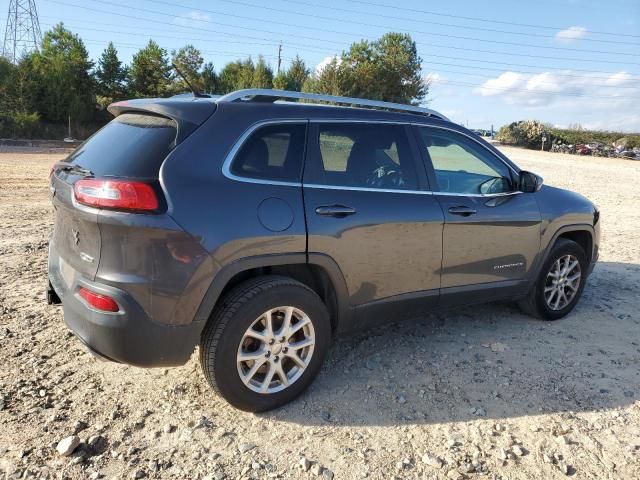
74, 179, 158, 211
78, 287, 120, 312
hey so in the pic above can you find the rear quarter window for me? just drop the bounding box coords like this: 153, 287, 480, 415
66, 113, 177, 179
229, 123, 306, 182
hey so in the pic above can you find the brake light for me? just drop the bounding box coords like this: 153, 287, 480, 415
78, 287, 120, 312
74, 179, 158, 211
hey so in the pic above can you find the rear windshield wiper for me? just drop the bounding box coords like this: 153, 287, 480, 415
53, 162, 94, 177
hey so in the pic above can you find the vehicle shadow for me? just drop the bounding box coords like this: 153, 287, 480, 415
265, 261, 640, 426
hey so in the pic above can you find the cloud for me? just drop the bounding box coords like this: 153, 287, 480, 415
314, 56, 341, 76
174, 11, 211, 27
424, 72, 446, 86
555, 26, 587, 41
472, 70, 640, 130
474, 70, 637, 105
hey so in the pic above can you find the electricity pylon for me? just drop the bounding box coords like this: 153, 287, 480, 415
2, 0, 42, 63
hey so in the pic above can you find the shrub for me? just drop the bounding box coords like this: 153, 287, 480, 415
497, 120, 640, 150
0, 112, 40, 138
0, 112, 105, 140
496, 120, 548, 149
549, 129, 640, 148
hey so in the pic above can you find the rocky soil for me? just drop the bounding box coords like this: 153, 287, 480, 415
0, 146, 639, 479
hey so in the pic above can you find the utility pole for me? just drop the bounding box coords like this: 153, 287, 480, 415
2, 0, 42, 63
277, 42, 282, 75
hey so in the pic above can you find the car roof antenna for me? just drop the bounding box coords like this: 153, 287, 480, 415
172, 63, 210, 98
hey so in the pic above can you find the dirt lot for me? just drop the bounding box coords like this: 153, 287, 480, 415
0, 145, 639, 480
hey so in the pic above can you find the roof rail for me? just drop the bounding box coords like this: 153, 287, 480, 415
216, 89, 449, 121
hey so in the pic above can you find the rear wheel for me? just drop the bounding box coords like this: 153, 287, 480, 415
519, 238, 587, 320
199, 276, 331, 411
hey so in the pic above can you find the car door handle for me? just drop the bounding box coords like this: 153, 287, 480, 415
448, 206, 477, 216
315, 205, 357, 217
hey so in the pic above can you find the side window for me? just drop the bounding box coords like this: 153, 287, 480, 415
309, 123, 418, 190
230, 123, 306, 182
418, 128, 513, 195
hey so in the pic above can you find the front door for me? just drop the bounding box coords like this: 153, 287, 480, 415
414, 126, 541, 297
303, 122, 444, 326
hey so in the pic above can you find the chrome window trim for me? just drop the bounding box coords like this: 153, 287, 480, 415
434, 190, 523, 198
221, 119, 307, 187
313, 119, 412, 125
303, 183, 434, 195
304, 183, 522, 198
222, 119, 523, 199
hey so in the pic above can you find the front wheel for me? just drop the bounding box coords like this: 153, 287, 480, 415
519, 238, 588, 320
199, 276, 331, 412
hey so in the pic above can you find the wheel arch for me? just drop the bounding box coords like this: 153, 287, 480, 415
535, 224, 595, 279
193, 253, 351, 335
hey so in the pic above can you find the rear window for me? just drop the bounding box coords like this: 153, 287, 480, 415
66, 113, 177, 178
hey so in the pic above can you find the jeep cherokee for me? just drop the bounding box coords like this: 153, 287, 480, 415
47, 89, 600, 411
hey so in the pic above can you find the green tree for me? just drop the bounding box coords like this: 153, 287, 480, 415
285, 55, 309, 91
201, 62, 218, 93
371, 32, 426, 104
303, 57, 341, 96
252, 56, 273, 88
304, 33, 427, 105
273, 72, 288, 90
218, 58, 255, 93
27, 23, 95, 123
274, 55, 309, 91
95, 42, 128, 105
129, 40, 171, 97
0, 57, 14, 113
171, 44, 204, 92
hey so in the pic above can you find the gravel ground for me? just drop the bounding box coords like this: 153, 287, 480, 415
0, 145, 639, 480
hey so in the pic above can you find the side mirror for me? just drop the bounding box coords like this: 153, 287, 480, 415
519, 171, 543, 193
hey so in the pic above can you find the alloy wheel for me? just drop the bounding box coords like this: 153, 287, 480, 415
544, 254, 582, 311
236, 307, 315, 394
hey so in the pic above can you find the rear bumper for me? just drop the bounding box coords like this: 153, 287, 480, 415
48, 244, 201, 367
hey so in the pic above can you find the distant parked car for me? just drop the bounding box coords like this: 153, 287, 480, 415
47, 89, 600, 411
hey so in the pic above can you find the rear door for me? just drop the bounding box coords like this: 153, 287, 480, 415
302, 122, 444, 323
414, 125, 541, 293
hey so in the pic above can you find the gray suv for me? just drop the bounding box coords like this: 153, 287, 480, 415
47, 89, 600, 411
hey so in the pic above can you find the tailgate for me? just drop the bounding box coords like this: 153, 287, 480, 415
51, 175, 101, 281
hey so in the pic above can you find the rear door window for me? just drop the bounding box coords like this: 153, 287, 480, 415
65, 113, 177, 179
307, 123, 419, 190
230, 123, 307, 182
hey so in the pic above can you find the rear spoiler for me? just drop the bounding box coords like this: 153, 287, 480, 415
108, 98, 217, 143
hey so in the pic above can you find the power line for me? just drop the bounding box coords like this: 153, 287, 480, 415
423, 59, 640, 84
39, 20, 283, 49
426, 67, 639, 90
343, 0, 640, 39
76, 37, 638, 99
140, 0, 640, 57
44, 19, 640, 87
440, 79, 638, 99
280, 0, 639, 46
46, 0, 640, 67
82, 39, 296, 63
421, 53, 640, 78
41, 15, 640, 79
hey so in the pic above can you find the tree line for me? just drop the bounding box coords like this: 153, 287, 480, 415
0, 23, 428, 139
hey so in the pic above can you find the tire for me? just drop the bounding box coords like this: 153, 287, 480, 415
519, 238, 588, 320
199, 276, 331, 412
